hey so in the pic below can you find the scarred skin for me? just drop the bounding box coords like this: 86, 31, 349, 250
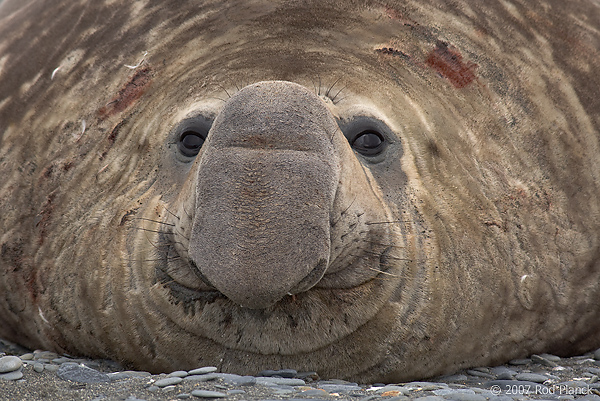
0, 0, 599, 383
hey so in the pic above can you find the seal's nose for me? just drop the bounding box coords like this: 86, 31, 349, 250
188, 81, 341, 308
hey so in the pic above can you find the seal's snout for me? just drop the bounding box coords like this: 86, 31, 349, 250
187, 81, 341, 308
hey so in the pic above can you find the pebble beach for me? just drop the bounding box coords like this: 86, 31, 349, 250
2, 339, 600, 401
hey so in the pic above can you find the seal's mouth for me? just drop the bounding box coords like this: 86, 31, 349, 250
155, 230, 388, 309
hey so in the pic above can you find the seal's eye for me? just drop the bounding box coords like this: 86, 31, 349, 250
351, 131, 384, 156
174, 114, 213, 160
178, 130, 205, 157
337, 116, 390, 159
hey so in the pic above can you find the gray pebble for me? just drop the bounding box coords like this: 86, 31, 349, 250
0, 370, 23, 381
34, 351, 58, 360
490, 366, 518, 377
258, 369, 298, 378
438, 374, 468, 381
441, 393, 486, 401
434, 389, 475, 396
227, 390, 246, 395
509, 358, 531, 365
255, 377, 306, 386
539, 353, 561, 362
177, 394, 192, 399
0, 355, 22, 373
227, 375, 257, 386
108, 370, 152, 380
594, 348, 600, 360
168, 370, 189, 378
270, 387, 295, 395
33, 362, 44, 373
52, 357, 73, 364
212, 373, 240, 382
317, 383, 362, 392
515, 372, 549, 383
531, 354, 559, 367
191, 390, 228, 398
154, 376, 183, 387
19, 353, 34, 360
44, 364, 59, 372
404, 382, 448, 391
412, 396, 444, 401
466, 369, 496, 379
184, 373, 220, 382
56, 362, 110, 383
297, 371, 320, 381
359, 396, 382, 401
376, 385, 409, 395
188, 366, 218, 375
147, 385, 159, 392
300, 389, 330, 396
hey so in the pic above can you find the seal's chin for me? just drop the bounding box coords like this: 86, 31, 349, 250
151, 229, 394, 354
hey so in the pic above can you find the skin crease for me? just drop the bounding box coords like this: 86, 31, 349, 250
0, 0, 599, 383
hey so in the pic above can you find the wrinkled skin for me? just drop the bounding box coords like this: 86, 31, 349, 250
1, 0, 599, 383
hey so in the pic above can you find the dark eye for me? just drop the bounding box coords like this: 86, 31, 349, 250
174, 114, 213, 160
178, 130, 205, 157
337, 116, 390, 159
351, 131, 384, 156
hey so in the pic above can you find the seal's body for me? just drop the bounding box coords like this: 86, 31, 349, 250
0, 0, 599, 382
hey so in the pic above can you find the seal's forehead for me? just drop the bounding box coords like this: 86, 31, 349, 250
226, 81, 325, 110
207, 81, 340, 152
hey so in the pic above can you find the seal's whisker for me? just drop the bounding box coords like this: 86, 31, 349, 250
311, 78, 318, 96
207, 96, 228, 103
132, 217, 175, 227
162, 206, 181, 221
365, 241, 406, 249
325, 77, 342, 98
131, 227, 171, 235
317, 75, 322, 96
330, 85, 346, 103
350, 251, 413, 262
331, 95, 347, 105
124, 256, 181, 262
368, 267, 405, 278
365, 220, 412, 225
172, 230, 190, 241
365, 250, 413, 261
154, 239, 187, 249
216, 84, 232, 99
331, 196, 357, 227
182, 204, 192, 220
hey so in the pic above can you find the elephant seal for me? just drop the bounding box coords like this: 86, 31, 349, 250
0, 0, 599, 383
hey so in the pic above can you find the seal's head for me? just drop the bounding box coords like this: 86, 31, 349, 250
148, 80, 407, 362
